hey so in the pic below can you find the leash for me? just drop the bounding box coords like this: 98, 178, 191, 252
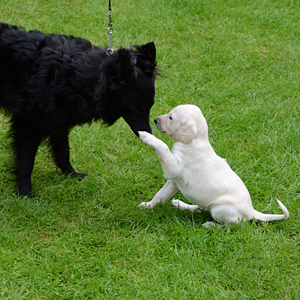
106, 0, 114, 55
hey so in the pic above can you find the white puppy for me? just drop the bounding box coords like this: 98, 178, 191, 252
138, 104, 289, 226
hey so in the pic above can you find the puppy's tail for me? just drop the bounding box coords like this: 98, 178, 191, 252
252, 199, 289, 222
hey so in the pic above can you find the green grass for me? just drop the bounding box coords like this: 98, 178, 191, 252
1, 0, 300, 298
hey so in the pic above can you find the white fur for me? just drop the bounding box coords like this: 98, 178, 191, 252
138, 104, 289, 225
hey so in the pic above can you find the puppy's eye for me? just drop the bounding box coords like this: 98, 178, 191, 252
169, 115, 173, 121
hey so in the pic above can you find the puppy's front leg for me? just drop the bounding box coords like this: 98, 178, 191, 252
139, 180, 178, 208
139, 131, 181, 179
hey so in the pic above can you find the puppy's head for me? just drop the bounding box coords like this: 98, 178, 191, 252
154, 105, 207, 143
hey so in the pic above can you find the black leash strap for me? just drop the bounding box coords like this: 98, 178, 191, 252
106, 0, 114, 55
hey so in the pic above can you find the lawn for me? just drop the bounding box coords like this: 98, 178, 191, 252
0, 0, 300, 298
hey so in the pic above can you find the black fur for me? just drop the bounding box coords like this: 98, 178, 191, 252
0, 23, 158, 197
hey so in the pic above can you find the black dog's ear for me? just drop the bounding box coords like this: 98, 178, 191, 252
134, 42, 157, 74
117, 48, 137, 82
139, 42, 156, 62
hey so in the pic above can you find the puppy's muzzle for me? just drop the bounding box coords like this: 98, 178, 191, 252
154, 117, 161, 129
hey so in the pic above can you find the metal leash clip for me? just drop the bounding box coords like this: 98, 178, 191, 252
106, 0, 114, 55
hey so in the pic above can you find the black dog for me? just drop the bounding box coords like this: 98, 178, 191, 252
0, 23, 158, 197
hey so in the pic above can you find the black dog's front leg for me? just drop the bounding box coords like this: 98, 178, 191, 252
12, 119, 43, 197
50, 129, 86, 180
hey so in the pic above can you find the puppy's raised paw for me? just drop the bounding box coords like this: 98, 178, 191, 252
138, 131, 158, 148
138, 131, 149, 140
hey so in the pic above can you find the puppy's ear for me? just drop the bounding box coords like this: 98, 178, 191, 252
117, 49, 137, 82
172, 120, 197, 144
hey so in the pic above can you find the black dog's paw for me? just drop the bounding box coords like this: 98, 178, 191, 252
18, 190, 36, 199
71, 172, 87, 180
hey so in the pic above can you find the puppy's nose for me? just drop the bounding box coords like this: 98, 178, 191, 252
154, 118, 158, 124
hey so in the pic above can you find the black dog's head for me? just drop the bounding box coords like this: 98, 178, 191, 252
95, 42, 158, 135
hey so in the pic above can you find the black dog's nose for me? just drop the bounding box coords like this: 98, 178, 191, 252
154, 118, 158, 124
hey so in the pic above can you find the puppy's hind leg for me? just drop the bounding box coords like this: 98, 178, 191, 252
171, 200, 221, 228
172, 199, 201, 212
209, 204, 244, 225
49, 129, 86, 180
